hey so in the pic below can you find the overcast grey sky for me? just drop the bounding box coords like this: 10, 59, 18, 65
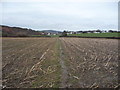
1, 0, 118, 31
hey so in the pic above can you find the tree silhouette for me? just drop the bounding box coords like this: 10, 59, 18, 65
62, 30, 67, 37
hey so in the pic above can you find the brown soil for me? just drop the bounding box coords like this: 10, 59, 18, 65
2, 37, 119, 88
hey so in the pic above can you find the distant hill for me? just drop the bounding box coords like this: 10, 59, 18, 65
41, 30, 61, 34
0, 25, 45, 37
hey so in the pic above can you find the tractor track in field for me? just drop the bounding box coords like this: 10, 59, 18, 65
59, 38, 118, 88
59, 38, 69, 88
2, 37, 119, 88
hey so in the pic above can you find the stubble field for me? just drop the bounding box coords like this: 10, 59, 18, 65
2, 37, 119, 88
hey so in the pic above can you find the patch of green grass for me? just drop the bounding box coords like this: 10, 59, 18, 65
68, 33, 120, 37
48, 35, 60, 37
31, 35, 60, 37
31, 35, 49, 37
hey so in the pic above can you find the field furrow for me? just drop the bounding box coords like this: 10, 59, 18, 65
59, 38, 118, 88
2, 38, 61, 88
2, 37, 119, 88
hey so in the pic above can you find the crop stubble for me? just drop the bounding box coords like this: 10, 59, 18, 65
2, 37, 61, 88
59, 38, 119, 88
2, 37, 119, 88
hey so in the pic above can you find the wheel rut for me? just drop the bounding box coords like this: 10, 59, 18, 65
59, 39, 68, 88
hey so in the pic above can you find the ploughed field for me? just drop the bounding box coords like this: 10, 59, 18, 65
2, 37, 119, 88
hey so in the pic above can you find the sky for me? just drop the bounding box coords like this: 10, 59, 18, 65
1, 0, 119, 31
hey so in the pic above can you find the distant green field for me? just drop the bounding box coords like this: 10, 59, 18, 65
48, 35, 60, 37
31, 35, 50, 37
32, 35, 60, 37
68, 33, 120, 37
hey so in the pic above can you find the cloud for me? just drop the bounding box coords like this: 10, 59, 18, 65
1, 1, 118, 31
